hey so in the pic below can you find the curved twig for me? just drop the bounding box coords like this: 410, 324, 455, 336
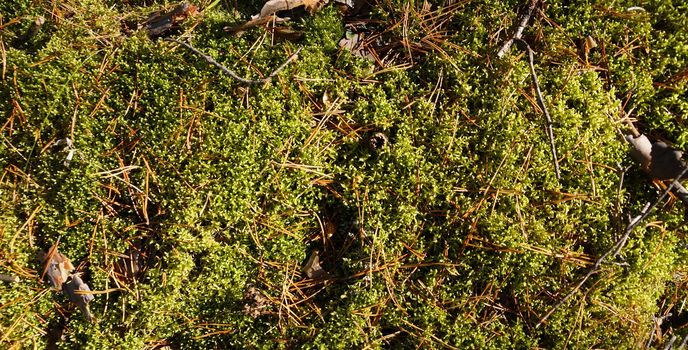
165, 38, 302, 84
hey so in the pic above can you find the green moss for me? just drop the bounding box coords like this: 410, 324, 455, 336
1, 0, 688, 348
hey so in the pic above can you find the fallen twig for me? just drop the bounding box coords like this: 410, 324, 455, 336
519, 39, 561, 180
679, 334, 688, 349
536, 165, 688, 328
12, 16, 45, 47
497, 0, 538, 58
165, 38, 302, 84
662, 335, 677, 350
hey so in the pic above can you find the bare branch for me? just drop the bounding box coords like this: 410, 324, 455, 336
497, 0, 538, 58
165, 38, 302, 84
536, 165, 688, 328
662, 335, 677, 350
519, 39, 561, 180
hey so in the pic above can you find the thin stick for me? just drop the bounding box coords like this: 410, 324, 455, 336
519, 39, 561, 180
536, 166, 688, 328
165, 38, 302, 84
672, 181, 688, 205
678, 334, 688, 349
12, 16, 45, 47
497, 0, 538, 58
662, 335, 677, 350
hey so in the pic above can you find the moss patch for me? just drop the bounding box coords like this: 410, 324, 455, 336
2, 0, 688, 348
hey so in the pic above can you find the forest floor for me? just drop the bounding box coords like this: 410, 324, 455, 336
1, 0, 688, 348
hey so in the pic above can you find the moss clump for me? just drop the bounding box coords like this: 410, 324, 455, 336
1, 0, 688, 349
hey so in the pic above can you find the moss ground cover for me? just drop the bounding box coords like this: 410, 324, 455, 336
1, 0, 688, 348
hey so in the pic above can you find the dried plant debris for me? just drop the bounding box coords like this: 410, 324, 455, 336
113, 247, 145, 284
62, 274, 95, 322
144, 2, 198, 38
41, 242, 96, 322
41, 243, 75, 291
333, 0, 355, 8
367, 132, 389, 151
339, 30, 374, 61
339, 2, 465, 67
0, 274, 20, 283
335, 0, 372, 16
626, 134, 687, 181
626, 134, 688, 204
243, 286, 270, 318
53, 137, 75, 167
259, 0, 328, 17
13, 16, 46, 47
225, 0, 328, 34
303, 250, 329, 279
578, 35, 598, 63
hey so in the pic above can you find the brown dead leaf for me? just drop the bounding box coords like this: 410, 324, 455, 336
40, 240, 96, 322
144, 2, 198, 38
303, 250, 328, 279
41, 242, 74, 291
225, 0, 328, 34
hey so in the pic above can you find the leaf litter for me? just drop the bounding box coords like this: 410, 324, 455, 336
40, 240, 95, 322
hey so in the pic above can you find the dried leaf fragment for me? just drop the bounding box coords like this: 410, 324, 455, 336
339, 30, 374, 61
0, 274, 20, 283
260, 0, 328, 16
145, 2, 198, 38
303, 250, 328, 279
626, 134, 687, 180
225, 0, 328, 34
260, 0, 302, 17
367, 132, 389, 151
53, 137, 76, 167
62, 274, 95, 322
41, 241, 96, 322
243, 286, 269, 318
41, 243, 75, 291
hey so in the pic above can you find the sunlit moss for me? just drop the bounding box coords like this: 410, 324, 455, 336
1, 0, 687, 348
